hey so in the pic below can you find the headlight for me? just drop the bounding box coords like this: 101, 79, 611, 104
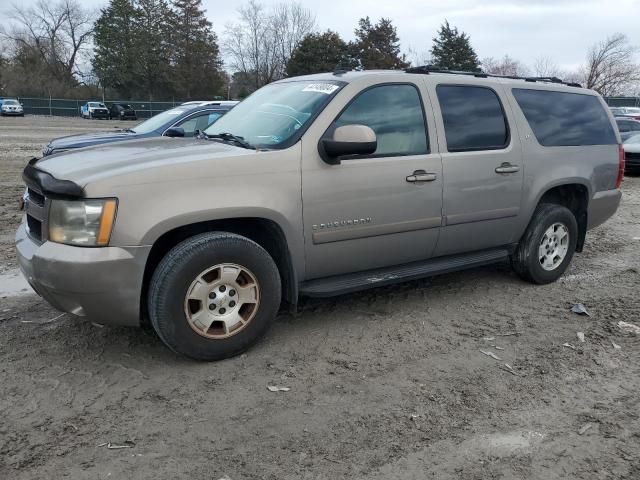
48, 199, 117, 246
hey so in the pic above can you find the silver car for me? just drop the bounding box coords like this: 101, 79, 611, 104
17, 69, 623, 360
1, 98, 24, 116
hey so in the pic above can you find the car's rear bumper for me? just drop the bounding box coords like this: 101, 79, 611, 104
15, 223, 150, 326
587, 189, 622, 230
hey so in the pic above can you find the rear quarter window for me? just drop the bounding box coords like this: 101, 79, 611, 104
512, 89, 617, 146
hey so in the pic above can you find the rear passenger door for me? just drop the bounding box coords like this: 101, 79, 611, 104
430, 82, 524, 256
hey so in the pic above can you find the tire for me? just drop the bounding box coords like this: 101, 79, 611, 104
511, 203, 578, 284
148, 232, 281, 361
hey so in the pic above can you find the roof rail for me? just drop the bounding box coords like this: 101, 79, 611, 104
405, 65, 582, 88
333, 64, 353, 75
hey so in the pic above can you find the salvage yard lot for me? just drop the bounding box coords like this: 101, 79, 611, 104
1, 115, 639, 479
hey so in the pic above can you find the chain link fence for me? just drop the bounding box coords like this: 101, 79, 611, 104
15, 97, 186, 119
604, 96, 640, 107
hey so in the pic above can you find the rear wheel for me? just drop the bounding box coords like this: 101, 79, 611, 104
148, 232, 281, 361
512, 203, 578, 284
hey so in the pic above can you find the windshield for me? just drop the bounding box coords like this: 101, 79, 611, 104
204, 81, 343, 148
4, 99, 18, 105
132, 108, 188, 134
89, 102, 106, 108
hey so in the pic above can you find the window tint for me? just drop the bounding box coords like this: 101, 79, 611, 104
512, 89, 617, 146
436, 85, 509, 152
333, 84, 428, 156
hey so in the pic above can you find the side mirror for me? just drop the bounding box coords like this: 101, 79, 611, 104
165, 127, 185, 138
319, 125, 377, 164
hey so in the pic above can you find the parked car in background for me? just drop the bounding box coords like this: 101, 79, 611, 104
623, 134, 640, 174
43, 101, 238, 156
610, 106, 640, 120
1, 98, 24, 116
615, 117, 640, 142
19, 69, 622, 360
80, 102, 109, 119
109, 103, 137, 120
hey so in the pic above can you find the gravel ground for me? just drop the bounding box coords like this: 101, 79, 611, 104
1, 116, 639, 479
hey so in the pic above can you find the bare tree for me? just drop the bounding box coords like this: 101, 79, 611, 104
533, 56, 561, 77
1, 0, 94, 88
225, 0, 315, 90
481, 55, 530, 77
271, 2, 315, 71
583, 33, 640, 96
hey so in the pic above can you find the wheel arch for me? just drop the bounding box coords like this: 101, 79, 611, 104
140, 217, 298, 325
530, 181, 590, 252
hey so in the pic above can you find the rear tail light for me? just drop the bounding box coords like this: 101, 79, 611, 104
616, 144, 625, 189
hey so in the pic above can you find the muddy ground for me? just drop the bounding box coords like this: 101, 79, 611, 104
1, 116, 639, 479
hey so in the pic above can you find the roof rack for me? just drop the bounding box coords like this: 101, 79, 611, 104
405, 65, 582, 88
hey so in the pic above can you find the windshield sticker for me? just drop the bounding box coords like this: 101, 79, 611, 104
302, 84, 340, 95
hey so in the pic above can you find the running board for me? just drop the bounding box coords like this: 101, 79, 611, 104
299, 248, 510, 297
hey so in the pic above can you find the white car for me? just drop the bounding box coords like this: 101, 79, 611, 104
623, 134, 640, 173
1, 99, 24, 116
80, 102, 109, 119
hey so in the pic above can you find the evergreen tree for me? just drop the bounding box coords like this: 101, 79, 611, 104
430, 20, 480, 71
351, 17, 409, 70
170, 0, 224, 99
93, 0, 139, 98
286, 31, 354, 77
134, 0, 173, 99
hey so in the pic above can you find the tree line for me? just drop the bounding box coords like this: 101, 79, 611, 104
0, 0, 639, 100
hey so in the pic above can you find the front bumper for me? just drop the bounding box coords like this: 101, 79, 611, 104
90, 110, 109, 118
2, 110, 23, 115
16, 223, 151, 326
587, 189, 622, 230
625, 152, 640, 170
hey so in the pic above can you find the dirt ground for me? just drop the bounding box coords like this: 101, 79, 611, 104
1, 115, 639, 480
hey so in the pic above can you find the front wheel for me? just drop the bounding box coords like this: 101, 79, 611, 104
148, 232, 281, 361
511, 203, 578, 284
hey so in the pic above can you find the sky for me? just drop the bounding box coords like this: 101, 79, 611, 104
11, 0, 640, 73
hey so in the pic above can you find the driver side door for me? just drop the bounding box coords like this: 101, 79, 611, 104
301, 82, 443, 279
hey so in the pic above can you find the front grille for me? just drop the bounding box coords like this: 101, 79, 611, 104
625, 152, 640, 161
24, 186, 47, 243
27, 188, 44, 206
26, 214, 42, 242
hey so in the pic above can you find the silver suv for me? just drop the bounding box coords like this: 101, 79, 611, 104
16, 68, 624, 360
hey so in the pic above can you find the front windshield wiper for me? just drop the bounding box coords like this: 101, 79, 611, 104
206, 132, 255, 150
117, 128, 136, 133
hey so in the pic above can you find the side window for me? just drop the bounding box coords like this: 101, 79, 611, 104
436, 85, 509, 152
512, 88, 617, 146
207, 112, 223, 125
332, 84, 428, 156
177, 113, 209, 137
632, 122, 640, 131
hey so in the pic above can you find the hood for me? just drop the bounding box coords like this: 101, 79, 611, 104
48, 130, 142, 151
623, 140, 640, 153
36, 136, 254, 186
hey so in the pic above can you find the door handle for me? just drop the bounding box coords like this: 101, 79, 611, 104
495, 163, 520, 174
406, 170, 437, 183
